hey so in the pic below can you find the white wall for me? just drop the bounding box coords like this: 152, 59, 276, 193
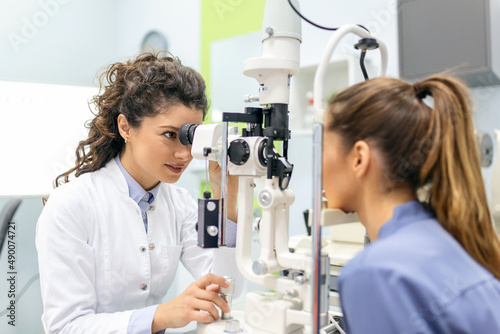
0, 0, 201, 86
114, 0, 201, 71
299, 0, 399, 76
0, 0, 119, 86
0, 81, 97, 196
472, 85, 500, 203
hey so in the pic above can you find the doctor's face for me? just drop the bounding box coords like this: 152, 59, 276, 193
121, 104, 203, 190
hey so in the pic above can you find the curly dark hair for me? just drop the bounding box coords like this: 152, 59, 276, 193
54, 52, 208, 187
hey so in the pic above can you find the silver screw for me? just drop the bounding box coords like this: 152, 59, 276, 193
294, 275, 307, 286
259, 191, 272, 206
286, 289, 298, 298
207, 225, 218, 237
252, 260, 267, 275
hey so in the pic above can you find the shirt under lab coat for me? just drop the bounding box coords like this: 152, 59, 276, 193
339, 200, 500, 333
36, 158, 241, 334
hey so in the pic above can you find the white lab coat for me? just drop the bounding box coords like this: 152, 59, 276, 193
36, 159, 241, 334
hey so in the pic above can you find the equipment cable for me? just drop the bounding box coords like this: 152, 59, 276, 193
287, 0, 369, 33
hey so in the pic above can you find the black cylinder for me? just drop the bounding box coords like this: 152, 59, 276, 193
265, 103, 289, 140
179, 123, 199, 146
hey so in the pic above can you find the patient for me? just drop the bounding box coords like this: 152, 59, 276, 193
322, 74, 500, 333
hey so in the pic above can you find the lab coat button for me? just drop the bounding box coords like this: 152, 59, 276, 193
140, 283, 148, 290
149, 205, 155, 211
149, 244, 155, 251
140, 246, 147, 253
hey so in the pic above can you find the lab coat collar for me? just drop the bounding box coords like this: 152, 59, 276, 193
99, 158, 129, 195
113, 155, 160, 205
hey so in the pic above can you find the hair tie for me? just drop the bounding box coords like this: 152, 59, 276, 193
413, 81, 429, 100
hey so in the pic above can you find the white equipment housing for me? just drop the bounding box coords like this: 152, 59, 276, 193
196, 1, 388, 333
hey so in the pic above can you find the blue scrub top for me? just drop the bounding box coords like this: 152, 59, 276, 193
339, 201, 500, 333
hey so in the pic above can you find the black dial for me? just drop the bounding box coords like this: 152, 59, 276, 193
228, 139, 250, 166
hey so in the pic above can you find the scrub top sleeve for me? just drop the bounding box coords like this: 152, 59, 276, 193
226, 219, 237, 247
36, 189, 133, 333
339, 266, 426, 334
219, 216, 237, 248
440, 278, 500, 333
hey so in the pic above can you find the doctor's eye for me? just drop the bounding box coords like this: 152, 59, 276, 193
164, 131, 178, 140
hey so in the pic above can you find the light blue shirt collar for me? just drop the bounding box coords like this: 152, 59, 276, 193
114, 155, 160, 205
378, 200, 434, 239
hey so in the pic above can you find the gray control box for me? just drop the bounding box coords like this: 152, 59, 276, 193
398, 0, 500, 86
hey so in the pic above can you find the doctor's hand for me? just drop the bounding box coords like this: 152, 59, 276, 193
208, 160, 239, 223
151, 273, 231, 331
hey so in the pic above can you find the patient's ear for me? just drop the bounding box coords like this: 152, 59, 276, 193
352, 140, 371, 179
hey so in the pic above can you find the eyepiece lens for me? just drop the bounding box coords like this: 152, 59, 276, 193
179, 124, 198, 146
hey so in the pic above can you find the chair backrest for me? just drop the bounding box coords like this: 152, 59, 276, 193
0, 198, 22, 254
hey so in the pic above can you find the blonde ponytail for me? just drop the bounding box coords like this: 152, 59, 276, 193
417, 75, 500, 280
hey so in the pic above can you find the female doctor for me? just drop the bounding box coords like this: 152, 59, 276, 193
322, 74, 500, 333
36, 52, 240, 333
